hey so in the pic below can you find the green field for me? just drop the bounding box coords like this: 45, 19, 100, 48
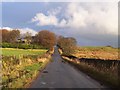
1, 48, 47, 57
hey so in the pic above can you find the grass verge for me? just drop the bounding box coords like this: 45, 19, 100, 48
62, 57, 119, 89
1, 48, 52, 89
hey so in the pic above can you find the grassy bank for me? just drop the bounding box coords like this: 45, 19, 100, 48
62, 56, 119, 88
1, 48, 52, 88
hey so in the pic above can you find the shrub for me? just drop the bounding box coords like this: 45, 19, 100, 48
57, 37, 77, 56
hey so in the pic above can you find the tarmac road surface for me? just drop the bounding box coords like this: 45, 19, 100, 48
30, 47, 107, 88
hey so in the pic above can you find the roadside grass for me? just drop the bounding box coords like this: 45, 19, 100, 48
62, 57, 119, 88
24, 63, 42, 71
1, 48, 51, 88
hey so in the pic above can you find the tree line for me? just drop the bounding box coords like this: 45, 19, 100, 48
0, 29, 20, 43
0, 29, 77, 54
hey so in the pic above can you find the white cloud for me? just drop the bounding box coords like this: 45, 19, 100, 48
1, 27, 13, 30
63, 2, 118, 36
32, 13, 58, 26
31, 7, 61, 26
32, 2, 118, 36
47, 7, 61, 15
31, 2, 118, 47
19, 28, 37, 36
0, 27, 37, 36
63, 3, 89, 28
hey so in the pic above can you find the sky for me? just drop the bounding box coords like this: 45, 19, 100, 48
0, 1, 119, 47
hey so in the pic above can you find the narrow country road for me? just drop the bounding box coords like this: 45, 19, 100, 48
30, 47, 106, 88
